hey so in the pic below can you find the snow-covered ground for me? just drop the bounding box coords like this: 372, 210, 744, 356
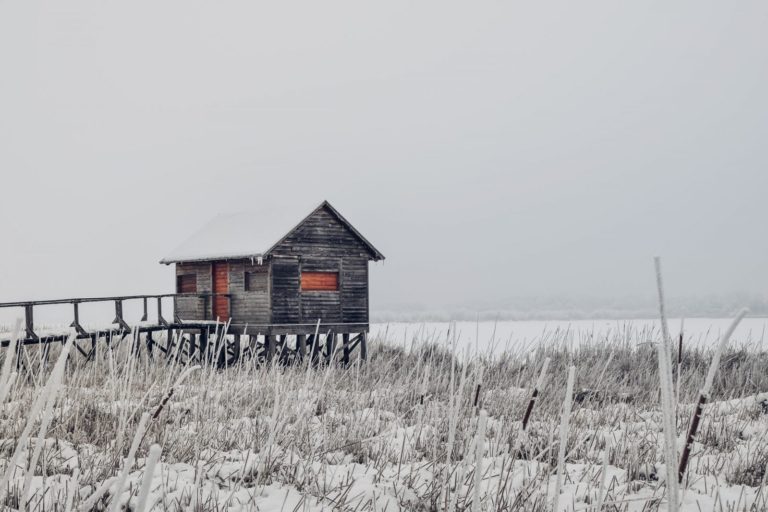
1, 321, 768, 511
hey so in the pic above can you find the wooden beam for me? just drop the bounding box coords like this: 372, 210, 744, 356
73, 341, 89, 359
113, 300, 130, 331
24, 304, 37, 341
157, 298, 168, 326
70, 303, 88, 336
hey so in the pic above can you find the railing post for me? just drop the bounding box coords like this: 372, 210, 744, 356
24, 304, 38, 340
157, 297, 168, 326
203, 294, 210, 321
173, 295, 182, 324
141, 297, 148, 322
70, 302, 87, 336
113, 300, 130, 331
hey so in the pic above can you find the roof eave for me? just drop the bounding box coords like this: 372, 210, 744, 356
159, 252, 265, 265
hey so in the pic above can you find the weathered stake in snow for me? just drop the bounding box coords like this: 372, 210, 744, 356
678, 308, 748, 484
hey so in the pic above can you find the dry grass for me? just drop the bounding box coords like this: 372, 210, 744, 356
0, 325, 767, 511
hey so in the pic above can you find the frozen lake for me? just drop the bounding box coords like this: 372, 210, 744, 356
2, 306, 766, 357
369, 317, 768, 355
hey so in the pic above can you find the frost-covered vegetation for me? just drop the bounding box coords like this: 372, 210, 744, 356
1, 324, 768, 511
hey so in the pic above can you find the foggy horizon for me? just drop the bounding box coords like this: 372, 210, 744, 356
2, 1, 767, 320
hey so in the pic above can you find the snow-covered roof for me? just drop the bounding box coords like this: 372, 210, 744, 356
160, 200, 384, 264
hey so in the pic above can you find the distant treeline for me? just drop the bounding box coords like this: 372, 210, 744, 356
372, 293, 768, 322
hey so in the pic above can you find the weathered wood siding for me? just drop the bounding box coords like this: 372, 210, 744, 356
299, 257, 342, 323
228, 260, 271, 324
270, 206, 373, 325
341, 257, 368, 324
174, 261, 212, 320
270, 257, 301, 323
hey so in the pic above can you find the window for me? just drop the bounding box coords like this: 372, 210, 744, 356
176, 274, 197, 293
301, 271, 339, 291
245, 271, 268, 292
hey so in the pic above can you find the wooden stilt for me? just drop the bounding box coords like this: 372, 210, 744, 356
342, 333, 350, 365
297, 334, 307, 360
197, 329, 207, 361
310, 335, 320, 364
89, 335, 97, 361
146, 331, 155, 358
266, 335, 276, 362
167, 329, 174, 355
326, 332, 336, 363
360, 332, 368, 361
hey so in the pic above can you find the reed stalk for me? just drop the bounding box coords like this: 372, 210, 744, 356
473, 409, 487, 512
522, 357, 550, 431
655, 257, 679, 512
678, 308, 748, 484
553, 365, 575, 512
135, 444, 162, 512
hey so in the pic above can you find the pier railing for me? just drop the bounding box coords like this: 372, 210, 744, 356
0, 293, 228, 341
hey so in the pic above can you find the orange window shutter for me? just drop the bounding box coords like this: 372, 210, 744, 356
301, 272, 339, 291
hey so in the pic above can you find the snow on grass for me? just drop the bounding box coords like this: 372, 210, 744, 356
0, 325, 767, 510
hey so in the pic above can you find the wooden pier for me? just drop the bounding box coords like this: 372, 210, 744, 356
0, 293, 369, 368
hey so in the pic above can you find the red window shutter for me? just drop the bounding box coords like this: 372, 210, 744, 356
301, 272, 339, 291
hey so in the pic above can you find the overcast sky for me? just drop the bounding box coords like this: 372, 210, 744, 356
1, 1, 766, 318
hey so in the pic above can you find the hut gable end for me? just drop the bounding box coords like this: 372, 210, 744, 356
268, 206, 377, 260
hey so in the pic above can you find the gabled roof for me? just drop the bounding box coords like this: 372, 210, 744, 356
160, 200, 384, 264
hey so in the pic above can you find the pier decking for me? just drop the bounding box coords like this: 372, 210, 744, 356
0, 293, 368, 367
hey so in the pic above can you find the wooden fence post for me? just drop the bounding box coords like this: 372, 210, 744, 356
24, 304, 37, 340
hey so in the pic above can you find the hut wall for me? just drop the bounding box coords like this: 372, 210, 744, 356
175, 261, 212, 320
270, 257, 301, 323
269, 207, 372, 325
228, 260, 271, 324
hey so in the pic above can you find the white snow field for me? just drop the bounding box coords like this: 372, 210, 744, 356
0, 319, 767, 511
371, 317, 768, 355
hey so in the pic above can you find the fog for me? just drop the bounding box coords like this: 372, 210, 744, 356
1, 1, 767, 320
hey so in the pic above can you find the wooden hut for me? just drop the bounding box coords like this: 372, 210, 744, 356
160, 201, 384, 349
